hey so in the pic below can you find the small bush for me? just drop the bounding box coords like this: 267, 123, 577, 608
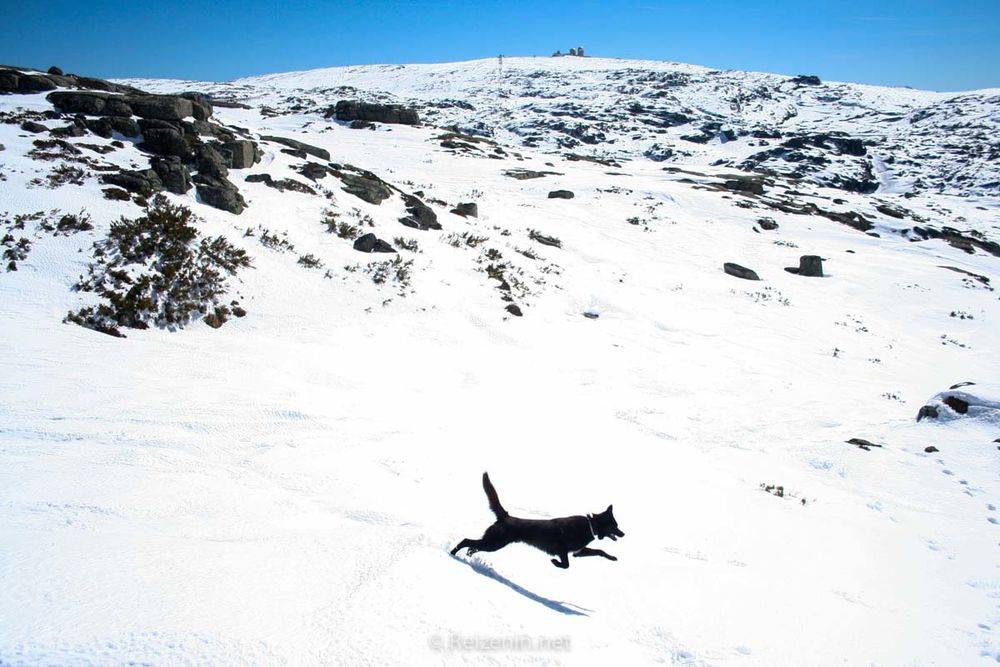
298, 253, 323, 269
393, 236, 420, 252
66, 195, 251, 337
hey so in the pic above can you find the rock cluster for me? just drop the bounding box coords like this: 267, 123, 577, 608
36, 83, 263, 214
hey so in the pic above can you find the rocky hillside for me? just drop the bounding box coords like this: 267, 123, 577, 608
1, 57, 998, 664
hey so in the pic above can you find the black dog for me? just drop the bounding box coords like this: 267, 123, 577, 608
450, 472, 624, 569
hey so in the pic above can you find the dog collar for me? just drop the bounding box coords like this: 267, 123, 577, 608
586, 515, 597, 538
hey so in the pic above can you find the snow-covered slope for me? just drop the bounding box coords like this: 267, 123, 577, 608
133, 56, 1000, 196
1, 57, 998, 665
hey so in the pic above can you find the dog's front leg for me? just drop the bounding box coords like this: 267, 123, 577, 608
550, 552, 570, 569
574, 547, 617, 561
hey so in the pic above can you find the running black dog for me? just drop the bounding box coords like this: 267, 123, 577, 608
450, 472, 624, 569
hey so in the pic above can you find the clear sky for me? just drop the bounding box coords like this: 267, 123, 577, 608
1, 0, 998, 91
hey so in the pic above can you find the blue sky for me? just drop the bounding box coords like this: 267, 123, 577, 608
1, 0, 997, 90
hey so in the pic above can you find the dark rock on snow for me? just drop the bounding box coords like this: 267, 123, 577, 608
399, 194, 441, 231
784, 255, 824, 277
723, 262, 760, 281
337, 171, 393, 205
353, 233, 396, 253
451, 202, 478, 218
261, 135, 330, 161
332, 100, 420, 126
548, 190, 575, 199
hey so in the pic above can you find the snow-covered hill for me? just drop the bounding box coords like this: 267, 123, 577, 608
0, 56, 998, 665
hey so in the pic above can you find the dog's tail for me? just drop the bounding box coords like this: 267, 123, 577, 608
482, 472, 508, 520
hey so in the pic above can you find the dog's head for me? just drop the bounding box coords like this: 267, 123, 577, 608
591, 505, 625, 541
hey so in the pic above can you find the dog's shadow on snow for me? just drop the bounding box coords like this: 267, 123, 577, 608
450, 553, 591, 616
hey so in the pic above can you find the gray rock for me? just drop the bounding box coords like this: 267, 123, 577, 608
139, 120, 192, 160
784, 255, 824, 277
100, 169, 163, 197
221, 139, 257, 169
451, 202, 478, 218
108, 116, 139, 137
47, 91, 110, 114
548, 189, 575, 199
194, 144, 229, 181
333, 100, 420, 126
20, 121, 47, 134
399, 194, 441, 230
261, 135, 330, 160
723, 262, 760, 280
178, 92, 213, 120
196, 179, 245, 214
338, 171, 392, 204
245, 173, 316, 195
353, 233, 396, 253
150, 156, 191, 194
128, 95, 194, 121
47, 66, 63, 76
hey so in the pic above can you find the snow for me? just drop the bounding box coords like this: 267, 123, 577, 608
1, 57, 999, 665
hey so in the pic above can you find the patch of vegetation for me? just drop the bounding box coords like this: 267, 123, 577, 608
528, 229, 562, 248
31, 163, 86, 188
298, 253, 323, 269
249, 226, 296, 253
444, 231, 489, 248
365, 255, 413, 287
65, 195, 251, 337
393, 236, 420, 252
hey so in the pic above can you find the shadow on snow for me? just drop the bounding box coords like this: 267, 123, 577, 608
450, 553, 591, 617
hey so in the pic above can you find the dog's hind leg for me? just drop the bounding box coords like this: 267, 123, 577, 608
550, 551, 570, 569
573, 547, 617, 561
450, 538, 474, 556
452, 523, 510, 556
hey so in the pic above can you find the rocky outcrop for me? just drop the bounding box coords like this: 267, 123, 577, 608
548, 190, 575, 199
47, 91, 199, 121
332, 100, 419, 126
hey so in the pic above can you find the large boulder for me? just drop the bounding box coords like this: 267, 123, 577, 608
353, 233, 396, 253
399, 194, 441, 230
138, 119, 192, 159
785, 255, 824, 277
178, 92, 213, 120
47, 91, 111, 114
196, 179, 245, 214
221, 139, 257, 169
723, 262, 760, 281
100, 169, 163, 197
260, 135, 330, 160
337, 171, 392, 205
451, 202, 478, 218
194, 144, 229, 181
548, 189, 575, 199
150, 156, 191, 194
127, 95, 194, 121
332, 100, 420, 126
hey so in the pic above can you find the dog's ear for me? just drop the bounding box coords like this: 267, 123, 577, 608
607, 504, 613, 513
